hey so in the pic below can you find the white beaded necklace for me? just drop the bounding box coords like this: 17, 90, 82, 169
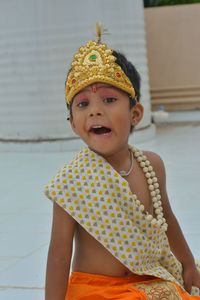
130, 146, 168, 231
119, 150, 134, 177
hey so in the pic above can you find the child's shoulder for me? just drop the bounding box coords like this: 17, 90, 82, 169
142, 150, 163, 163
142, 150, 166, 178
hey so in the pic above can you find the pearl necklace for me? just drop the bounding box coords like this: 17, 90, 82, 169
130, 146, 168, 231
119, 150, 134, 177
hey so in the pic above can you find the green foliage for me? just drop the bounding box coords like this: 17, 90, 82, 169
144, 0, 200, 7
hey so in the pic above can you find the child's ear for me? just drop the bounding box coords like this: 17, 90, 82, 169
131, 102, 144, 126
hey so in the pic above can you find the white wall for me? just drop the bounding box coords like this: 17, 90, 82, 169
0, 0, 151, 141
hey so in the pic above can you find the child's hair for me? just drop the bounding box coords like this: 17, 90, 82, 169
112, 50, 141, 103
66, 51, 141, 133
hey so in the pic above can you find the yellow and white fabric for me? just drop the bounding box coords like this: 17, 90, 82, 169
44, 146, 200, 296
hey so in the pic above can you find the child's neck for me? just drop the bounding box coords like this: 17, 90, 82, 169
101, 146, 131, 174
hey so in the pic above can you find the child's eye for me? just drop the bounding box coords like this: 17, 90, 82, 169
104, 97, 117, 103
77, 101, 88, 108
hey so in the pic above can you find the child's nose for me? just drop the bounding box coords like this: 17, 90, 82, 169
89, 110, 102, 117
88, 101, 103, 117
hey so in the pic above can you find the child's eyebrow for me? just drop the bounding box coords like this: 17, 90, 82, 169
98, 88, 120, 96
74, 93, 88, 103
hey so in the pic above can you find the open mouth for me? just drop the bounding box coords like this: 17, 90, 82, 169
90, 126, 112, 135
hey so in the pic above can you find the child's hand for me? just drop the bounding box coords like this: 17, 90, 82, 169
182, 264, 200, 294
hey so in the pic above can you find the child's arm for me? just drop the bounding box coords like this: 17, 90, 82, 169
146, 152, 200, 293
45, 202, 76, 300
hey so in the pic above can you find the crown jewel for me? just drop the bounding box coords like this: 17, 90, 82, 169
65, 28, 135, 104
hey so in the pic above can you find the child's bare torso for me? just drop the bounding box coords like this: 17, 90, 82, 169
72, 151, 154, 277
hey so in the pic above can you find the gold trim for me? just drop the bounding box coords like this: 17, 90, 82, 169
134, 281, 181, 300
65, 40, 135, 104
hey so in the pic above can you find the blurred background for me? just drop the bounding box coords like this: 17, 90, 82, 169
0, 0, 200, 299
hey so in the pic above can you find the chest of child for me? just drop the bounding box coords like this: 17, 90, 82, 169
71, 166, 154, 277
126, 162, 154, 217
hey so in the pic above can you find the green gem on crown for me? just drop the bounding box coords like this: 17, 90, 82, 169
89, 54, 97, 61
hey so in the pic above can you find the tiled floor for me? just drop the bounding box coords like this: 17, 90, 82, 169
0, 123, 200, 300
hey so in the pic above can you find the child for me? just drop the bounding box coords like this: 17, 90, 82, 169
44, 25, 200, 300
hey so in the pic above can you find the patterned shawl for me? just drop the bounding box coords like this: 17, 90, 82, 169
44, 146, 199, 290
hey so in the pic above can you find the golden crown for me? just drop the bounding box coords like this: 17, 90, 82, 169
65, 25, 135, 104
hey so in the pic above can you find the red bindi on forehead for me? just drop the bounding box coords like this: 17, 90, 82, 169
90, 84, 97, 93
89, 84, 120, 95
74, 84, 98, 101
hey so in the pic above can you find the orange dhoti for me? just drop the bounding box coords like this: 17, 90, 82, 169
65, 271, 200, 300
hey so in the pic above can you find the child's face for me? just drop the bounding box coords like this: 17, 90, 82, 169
70, 83, 143, 156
